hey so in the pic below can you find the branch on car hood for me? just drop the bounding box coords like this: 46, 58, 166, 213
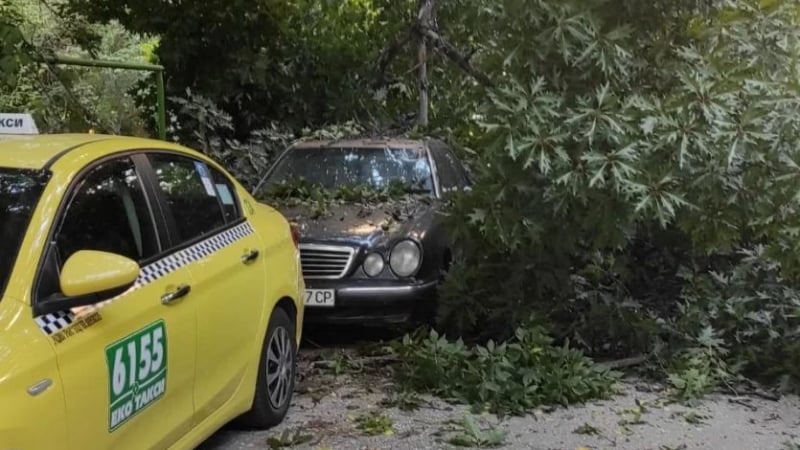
258, 179, 434, 228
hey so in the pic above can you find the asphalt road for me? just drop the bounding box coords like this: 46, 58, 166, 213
197, 327, 800, 450
201, 377, 800, 450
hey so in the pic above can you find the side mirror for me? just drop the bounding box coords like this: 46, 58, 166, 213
34, 250, 140, 317
61, 250, 140, 297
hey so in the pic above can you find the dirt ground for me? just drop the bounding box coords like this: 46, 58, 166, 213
199, 346, 800, 450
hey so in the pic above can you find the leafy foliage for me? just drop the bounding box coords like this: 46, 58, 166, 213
64, 0, 417, 134
442, 413, 507, 448
785, 439, 800, 450
617, 399, 649, 429
665, 247, 800, 395
168, 91, 295, 189
354, 411, 394, 436
259, 177, 434, 228
0, 0, 154, 134
0, 2, 29, 89
379, 390, 424, 412
392, 321, 618, 416
434, 0, 800, 394
7, 0, 800, 402
573, 422, 602, 435
262, 178, 426, 204
266, 429, 314, 449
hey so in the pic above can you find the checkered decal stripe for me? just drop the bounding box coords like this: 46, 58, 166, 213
136, 221, 253, 286
35, 221, 255, 335
34, 310, 74, 335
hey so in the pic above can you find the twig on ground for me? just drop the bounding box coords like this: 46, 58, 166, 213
302, 337, 324, 349
597, 355, 649, 370
309, 355, 400, 370
747, 388, 782, 402
728, 397, 758, 411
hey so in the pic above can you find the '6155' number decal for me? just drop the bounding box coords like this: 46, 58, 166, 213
105, 320, 167, 431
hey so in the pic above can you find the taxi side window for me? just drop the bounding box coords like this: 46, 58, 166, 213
148, 154, 228, 244
37, 157, 158, 300
210, 166, 241, 222
57, 158, 159, 262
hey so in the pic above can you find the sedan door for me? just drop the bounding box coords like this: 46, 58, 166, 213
32, 155, 197, 450
144, 152, 267, 421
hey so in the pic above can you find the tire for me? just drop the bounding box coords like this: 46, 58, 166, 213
236, 307, 297, 429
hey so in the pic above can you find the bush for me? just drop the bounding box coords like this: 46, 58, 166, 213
168, 91, 295, 189
665, 247, 800, 394
392, 321, 618, 416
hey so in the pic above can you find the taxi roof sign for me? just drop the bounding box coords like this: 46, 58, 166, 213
0, 113, 39, 136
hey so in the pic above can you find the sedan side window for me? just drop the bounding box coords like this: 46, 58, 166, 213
430, 144, 465, 193
441, 147, 470, 188
148, 154, 228, 245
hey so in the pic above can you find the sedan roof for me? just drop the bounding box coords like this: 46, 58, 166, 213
292, 138, 428, 149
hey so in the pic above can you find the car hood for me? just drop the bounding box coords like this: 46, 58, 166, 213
276, 198, 439, 248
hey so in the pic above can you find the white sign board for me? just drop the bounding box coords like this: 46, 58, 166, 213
0, 113, 39, 135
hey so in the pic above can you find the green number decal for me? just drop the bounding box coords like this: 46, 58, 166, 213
105, 320, 167, 431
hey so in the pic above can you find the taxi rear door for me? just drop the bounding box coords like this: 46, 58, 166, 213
32, 155, 197, 450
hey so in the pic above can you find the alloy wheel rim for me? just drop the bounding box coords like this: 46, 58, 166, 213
266, 326, 293, 409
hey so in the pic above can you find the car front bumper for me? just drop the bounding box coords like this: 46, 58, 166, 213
302, 278, 438, 325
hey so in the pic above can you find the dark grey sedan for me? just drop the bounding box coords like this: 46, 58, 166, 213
256, 137, 471, 325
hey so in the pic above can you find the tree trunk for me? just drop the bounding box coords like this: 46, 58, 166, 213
417, 0, 434, 128
418, 36, 428, 128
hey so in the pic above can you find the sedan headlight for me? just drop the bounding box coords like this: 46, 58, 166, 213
363, 252, 385, 277
389, 239, 421, 277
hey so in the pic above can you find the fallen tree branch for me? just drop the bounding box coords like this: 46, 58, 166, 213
308, 355, 400, 370
416, 25, 494, 87
728, 397, 758, 411
747, 388, 782, 402
596, 354, 649, 370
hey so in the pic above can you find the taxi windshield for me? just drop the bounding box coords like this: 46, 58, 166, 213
0, 168, 48, 299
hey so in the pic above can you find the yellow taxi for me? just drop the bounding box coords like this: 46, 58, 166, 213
0, 134, 304, 449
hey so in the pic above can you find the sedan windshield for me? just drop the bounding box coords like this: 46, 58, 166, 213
0, 168, 48, 299
266, 147, 434, 193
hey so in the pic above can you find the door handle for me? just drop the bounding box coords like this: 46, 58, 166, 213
27, 378, 53, 396
161, 284, 191, 305
241, 249, 260, 265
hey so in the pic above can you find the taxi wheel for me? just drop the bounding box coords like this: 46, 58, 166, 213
237, 307, 296, 429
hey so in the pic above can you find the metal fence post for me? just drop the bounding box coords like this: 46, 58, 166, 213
156, 69, 166, 140
35, 55, 167, 140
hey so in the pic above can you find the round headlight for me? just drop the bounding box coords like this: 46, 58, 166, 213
389, 240, 421, 277
363, 252, 385, 277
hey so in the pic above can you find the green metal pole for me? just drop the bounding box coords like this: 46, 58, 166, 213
37, 55, 164, 73
35, 55, 168, 140
156, 70, 166, 140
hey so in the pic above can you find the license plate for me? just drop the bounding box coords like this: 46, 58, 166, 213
304, 289, 335, 307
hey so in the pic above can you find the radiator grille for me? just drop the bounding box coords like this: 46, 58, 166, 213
299, 244, 356, 279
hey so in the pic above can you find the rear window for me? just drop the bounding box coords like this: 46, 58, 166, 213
0, 168, 48, 299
